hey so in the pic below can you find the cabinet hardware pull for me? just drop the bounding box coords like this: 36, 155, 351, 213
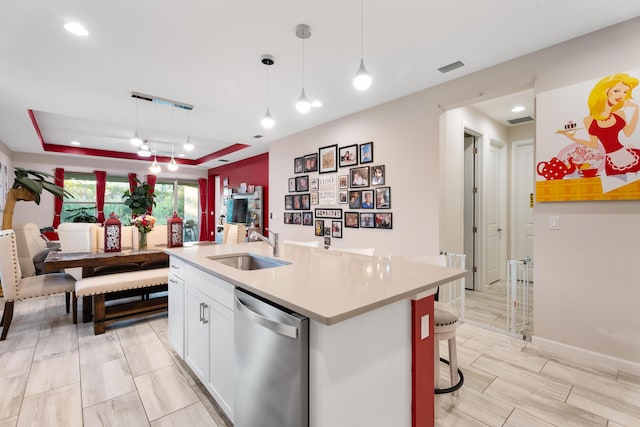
199, 302, 204, 322
202, 303, 209, 324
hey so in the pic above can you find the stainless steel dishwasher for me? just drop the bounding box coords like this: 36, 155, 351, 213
234, 288, 309, 427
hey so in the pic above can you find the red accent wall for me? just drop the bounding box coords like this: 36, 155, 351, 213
411, 296, 435, 427
208, 152, 269, 232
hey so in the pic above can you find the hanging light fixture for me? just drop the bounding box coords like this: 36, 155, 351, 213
167, 144, 179, 171
149, 143, 161, 174
295, 24, 312, 114
260, 54, 275, 129
353, 0, 372, 91
137, 142, 151, 157
131, 98, 143, 146
184, 110, 194, 151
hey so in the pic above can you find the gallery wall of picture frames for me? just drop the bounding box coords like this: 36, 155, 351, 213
284, 141, 393, 240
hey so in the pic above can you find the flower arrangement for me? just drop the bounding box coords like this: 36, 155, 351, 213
133, 214, 156, 234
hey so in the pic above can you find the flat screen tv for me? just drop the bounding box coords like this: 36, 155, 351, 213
231, 198, 248, 224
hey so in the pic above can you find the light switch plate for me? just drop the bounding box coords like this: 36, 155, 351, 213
549, 216, 560, 230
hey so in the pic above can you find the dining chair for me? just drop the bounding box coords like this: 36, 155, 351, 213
327, 246, 375, 256
57, 223, 96, 280
13, 223, 59, 277
0, 229, 77, 340
283, 240, 320, 248
223, 223, 247, 244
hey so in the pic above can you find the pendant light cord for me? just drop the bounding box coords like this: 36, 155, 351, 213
360, 0, 364, 59
301, 36, 305, 88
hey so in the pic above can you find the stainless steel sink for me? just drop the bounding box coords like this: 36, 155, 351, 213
208, 253, 291, 271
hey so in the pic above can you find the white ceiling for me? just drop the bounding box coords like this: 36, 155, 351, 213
1, 1, 639, 169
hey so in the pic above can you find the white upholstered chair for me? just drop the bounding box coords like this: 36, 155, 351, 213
57, 223, 96, 280
13, 223, 55, 277
223, 223, 247, 244
283, 240, 320, 248
95, 225, 134, 250
327, 246, 375, 256
0, 229, 77, 340
132, 224, 167, 249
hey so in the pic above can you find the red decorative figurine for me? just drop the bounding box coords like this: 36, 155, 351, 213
104, 212, 122, 252
167, 212, 184, 248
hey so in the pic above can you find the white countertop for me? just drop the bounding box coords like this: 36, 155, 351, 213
166, 241, 465, 325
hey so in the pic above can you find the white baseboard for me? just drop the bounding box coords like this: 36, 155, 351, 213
531, 335, 640, 376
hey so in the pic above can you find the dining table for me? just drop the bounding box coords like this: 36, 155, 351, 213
44, 246, 170, 322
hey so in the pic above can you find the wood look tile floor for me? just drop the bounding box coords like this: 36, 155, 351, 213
1, 294, 639, 426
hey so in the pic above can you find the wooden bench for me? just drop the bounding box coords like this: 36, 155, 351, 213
75, 268, 170, 334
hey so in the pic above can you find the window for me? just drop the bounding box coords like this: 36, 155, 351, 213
63, 173, 199, 239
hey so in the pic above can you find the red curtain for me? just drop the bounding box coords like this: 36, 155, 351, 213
198, 178, 207, 241
146, 174, 157, 215
128, 173, 137, 193
53, 168, 64, 228
95, 170, 106, 223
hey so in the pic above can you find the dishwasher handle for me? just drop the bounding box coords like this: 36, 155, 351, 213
235, 295, 298, 339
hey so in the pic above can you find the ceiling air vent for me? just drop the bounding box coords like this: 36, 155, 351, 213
253, 134, 263, 139
507, 116, 534, 125
438, 60, 465, 74
218, 159, 230, 163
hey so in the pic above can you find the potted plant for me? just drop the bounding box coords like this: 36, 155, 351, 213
122, 179, 156, 217
2, 167, 73, 230
64, 206, 98, 223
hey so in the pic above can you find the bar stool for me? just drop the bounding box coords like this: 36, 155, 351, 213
434, 301, 464, 396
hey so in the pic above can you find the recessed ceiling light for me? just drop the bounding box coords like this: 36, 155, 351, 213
512, 105, 525, 113
64, 22, 89, 37
70, 140, 81, 146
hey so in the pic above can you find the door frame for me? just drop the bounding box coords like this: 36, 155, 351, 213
463, 124, 483, 291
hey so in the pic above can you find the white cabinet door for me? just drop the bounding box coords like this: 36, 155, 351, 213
168, 273, 185, 357
185, 285, 210, 382
209, 299, 234, 418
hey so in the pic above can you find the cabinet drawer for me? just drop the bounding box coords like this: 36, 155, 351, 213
169, 256, 188, 279
188, 266, 235, 310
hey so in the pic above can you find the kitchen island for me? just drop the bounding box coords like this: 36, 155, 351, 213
165, 241, 465, 427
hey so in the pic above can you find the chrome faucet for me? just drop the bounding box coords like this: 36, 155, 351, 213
250, 229, 280, 257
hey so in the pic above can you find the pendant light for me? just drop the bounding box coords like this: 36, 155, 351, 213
131, 98, 143, 146
184, 110, 194, 151
353, 0, 372, 91
167, 144, 179, 171
137, 142, 151, 157
260, 55, 275, 129
149, 143, 161, 174
295, 24, 312, 114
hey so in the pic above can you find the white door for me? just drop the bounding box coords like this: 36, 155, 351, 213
512, 141, 535, 280
485, 141, 505, 284
463, 134, 476, 289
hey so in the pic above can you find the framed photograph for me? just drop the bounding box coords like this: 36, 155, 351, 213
348, 190, 361, 209
295, 175, 309, 192
284, 212, 293, 224
293, 194, 302, 210
375, 187, 391, 209
331, 221, 343, 238
324, 226, 331, 236
350, 166, 369, 188
324, 236, 331, 246
310, 178, 319, 191
288, 177, 296, 192
375, 212, 393, 229
345, 212, 359, 228
293, 212, 302, 225
315, 208, 342, 219
338, 175, 348, 189
359, 141, 373, 164
311, 192, 319, 205
360, 212, 375, 228
315, 220, 324, 236
338, 190, 348, 204
361, 190, 374, 209
285, 195, 294, 210
318, 144, 338, 174
223, 177, 229, 187
339, 144, 358, 168
371, 165, 385, 186
303, 211, 313, 226
294, 157, 304, 174
300, 193, 310, 210
304, 153, 318, 172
